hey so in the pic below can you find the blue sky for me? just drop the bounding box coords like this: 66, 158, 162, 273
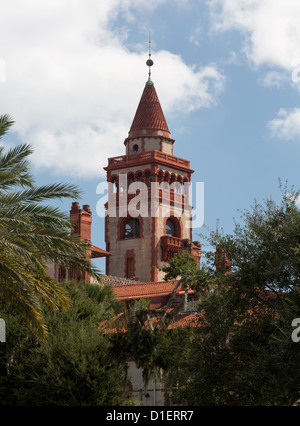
1, 0, 300, 272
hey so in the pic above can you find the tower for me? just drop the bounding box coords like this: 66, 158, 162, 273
104, 47, 200, 282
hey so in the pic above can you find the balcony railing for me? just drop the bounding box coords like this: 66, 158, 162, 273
160, 236, 182, 261
106, 150, 190, 169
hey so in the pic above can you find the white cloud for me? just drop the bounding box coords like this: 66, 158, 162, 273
208, 0, 300, 142
189, 26, 202, 46
262, 71, 288, 89
209, 0, 300, 71
156, 52, 225, 113
268, 108, 300, 140
0, 0, 224, 179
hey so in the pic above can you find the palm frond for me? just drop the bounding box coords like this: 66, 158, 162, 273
0, 135, 96, 339
0, 183, 82, 204
0, 114, 14, 139
0, 143, 33, 189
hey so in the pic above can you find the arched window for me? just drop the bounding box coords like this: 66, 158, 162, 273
145, 171, 152, 187
166, 219, 175, 237
165, 217, 181, 238
124, 218, 140, 239
128, 174, 135, 185
182, 178, 189, 195
111, 176, 118, 193
135, 172, 142, 182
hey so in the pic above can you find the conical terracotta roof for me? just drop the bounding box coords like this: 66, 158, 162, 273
128, 82, 170, 138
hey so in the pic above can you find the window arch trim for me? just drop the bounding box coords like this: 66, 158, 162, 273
118, 216, 143, 240
163, 215, 182, 239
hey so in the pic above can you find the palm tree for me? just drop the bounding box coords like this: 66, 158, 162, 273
0, 115, 102, 339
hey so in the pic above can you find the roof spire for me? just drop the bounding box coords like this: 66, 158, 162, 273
146, 32, 154, 85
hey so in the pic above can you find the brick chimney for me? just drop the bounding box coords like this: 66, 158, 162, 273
70, 202, 92, 242
68, 202, 93, 282
215, 247, 231, 274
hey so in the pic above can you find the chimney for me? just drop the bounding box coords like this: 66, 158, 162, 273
70, 202, 92, 242
215, 247, 231, 274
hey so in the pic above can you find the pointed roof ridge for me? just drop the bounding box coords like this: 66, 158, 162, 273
128, 82, 170, 138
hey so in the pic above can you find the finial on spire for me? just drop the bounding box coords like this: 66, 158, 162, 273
146, 32, 154, 85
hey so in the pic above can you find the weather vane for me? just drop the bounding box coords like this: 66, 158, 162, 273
146, 32, 154, 84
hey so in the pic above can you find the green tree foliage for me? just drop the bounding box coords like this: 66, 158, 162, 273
159, 251, 210, 318
0, 281, 130, 406
110, 252, 204, 387
165, 184, 300, 406
0, 115, 102, 339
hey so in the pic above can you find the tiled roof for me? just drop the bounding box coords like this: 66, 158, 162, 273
91, 245, 110, 258
129, 83, 170, 136
168, 312, 205, 329
107, 279, 195, 300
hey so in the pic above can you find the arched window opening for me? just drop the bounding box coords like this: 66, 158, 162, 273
170, 174, 176, 191
171, 180, 182, 194
128, 174, 135, 185
111, 177, 118, 193
166, 219, 175, 237
165, 217, 181, 239
182, 179, 189, 195
124, 218, 140, 239
158, 171, 164, 184
145, 171, 152, 187
136, 172, 143, 182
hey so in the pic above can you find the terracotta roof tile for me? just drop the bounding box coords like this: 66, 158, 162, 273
91, 245, 110, 258
129, 83, 170, 137
107, 279, 195, 300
